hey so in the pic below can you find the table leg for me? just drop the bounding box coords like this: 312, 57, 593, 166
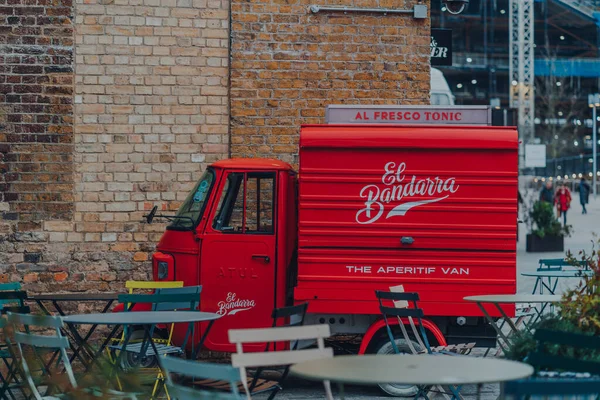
337, 382, 345, 400
476, 383, 482, 400
493, 304, 520, 335
192, 319, 216, 360
85, 324, 123, 372
475, 302, 511, 353
531, 277, 541, 295
67, 300, 116, 365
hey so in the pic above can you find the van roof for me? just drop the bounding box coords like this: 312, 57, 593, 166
211, 158, 293, 170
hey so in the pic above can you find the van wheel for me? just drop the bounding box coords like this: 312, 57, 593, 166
112, 329, 164, 370
374, 338, 422, 397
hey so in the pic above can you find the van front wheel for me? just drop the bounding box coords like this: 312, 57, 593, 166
374, 338, 422, 397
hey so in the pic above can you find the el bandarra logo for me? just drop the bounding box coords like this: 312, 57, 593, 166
217, 292, 256, 316
356, 162, 459, 224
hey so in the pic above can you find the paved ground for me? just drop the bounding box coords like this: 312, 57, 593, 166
269, 193, 599, 400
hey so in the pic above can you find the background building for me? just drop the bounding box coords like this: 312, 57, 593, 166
0, 0, 430, 290
431, 0, 600, 175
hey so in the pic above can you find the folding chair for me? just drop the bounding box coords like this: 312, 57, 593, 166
110, 288, 201, 398
125, 281, 184, 295
229, 324, 334, 400
375, 289, 471, 399
192, 303, 309, 397
162, 356, 243, 400
0, 291, 30, 400
503, 377, 600, 399
7, 313, 138, 400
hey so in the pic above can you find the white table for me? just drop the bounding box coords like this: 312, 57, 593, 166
291, 354, 534, 400
64, 311, 221, 371
522, 270, 593, 294
464, 295, 561, 353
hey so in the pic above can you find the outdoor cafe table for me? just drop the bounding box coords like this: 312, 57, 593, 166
291, 354, 534, 400
463, 294, 561, 353
63, 311, 221, 373
522, 270, 593, 295
29, 292, 123, 365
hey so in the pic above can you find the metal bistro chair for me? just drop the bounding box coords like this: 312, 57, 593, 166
0, 290, 30, 400
375, 289, 472, 399
162, 356, 243, 400
503, 378, 600, 399
526, 328, 600, 378
111, 287, 201, 398
7, 313, 138, 400
191, 303, 309, 397
229, 324, 334, 400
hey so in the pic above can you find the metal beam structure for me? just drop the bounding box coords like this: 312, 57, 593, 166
509, 0, 535, 165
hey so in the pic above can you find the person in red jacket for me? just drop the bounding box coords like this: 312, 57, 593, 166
554, 183, 572, 225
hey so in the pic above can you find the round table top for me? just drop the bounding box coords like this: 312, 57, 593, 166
463, 294, 561, 304
64, 311, 221, 325
521, 270, 593, 278
30, 293, 122, 301
291, 355, 534, 386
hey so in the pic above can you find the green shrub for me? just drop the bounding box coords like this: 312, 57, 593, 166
529, 201, 571, 238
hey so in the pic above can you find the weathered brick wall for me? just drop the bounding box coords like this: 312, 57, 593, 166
0, 0, 229, 292
0, 0, 74, 223
230, 0, 431, 164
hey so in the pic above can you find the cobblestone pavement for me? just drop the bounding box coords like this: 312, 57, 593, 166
270, 194, 599, 400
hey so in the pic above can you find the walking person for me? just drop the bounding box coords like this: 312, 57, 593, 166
539, 181, 554, 203
579, 177, 590, 214
554, 183, 572, 225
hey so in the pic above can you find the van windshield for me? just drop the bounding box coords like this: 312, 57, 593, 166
167, 169, 215, 231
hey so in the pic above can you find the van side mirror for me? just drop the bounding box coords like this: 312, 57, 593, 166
145, 206, 158, 224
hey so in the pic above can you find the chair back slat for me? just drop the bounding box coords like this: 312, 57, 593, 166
125, 280, 184, 290
503, 378, 600, 396
0, 282, 21, 291
154, 286, 202, 311
375, 291, 420, 301
534, 328, 600, 349
229, 324, 330, 344
14, 332, 69, 349
162, 356, 239, 382
379, 306, 424, 318
1, 305, 31, 315
232, 347, 333, 369
161, 357, 242, 400
8, 312, 62, 328
527, 352, 600, 375
118, 292, 199, 308
272, 303, 308, 323
0, 291, 28, 300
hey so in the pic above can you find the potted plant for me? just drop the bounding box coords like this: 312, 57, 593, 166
525, 200, 571, 252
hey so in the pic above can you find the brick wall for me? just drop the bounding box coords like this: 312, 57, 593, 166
230, 0, 431, 164
0, 0, 74, 223
0, 0, 230, 291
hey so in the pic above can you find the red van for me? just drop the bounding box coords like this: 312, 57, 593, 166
149, 118, 519, 384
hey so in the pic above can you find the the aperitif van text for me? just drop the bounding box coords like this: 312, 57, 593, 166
345, 265, 470, 275
354, 111, 462, 122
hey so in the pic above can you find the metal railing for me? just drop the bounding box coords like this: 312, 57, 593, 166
534, 153, 600, 179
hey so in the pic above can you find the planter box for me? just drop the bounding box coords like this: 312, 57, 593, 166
526, 234, 564, 252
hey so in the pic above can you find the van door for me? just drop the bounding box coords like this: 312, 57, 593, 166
200, 171, 277, 351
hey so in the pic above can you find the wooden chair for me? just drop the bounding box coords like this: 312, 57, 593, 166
229, 324, 334, 400
503, 377, 600, 399
161, 356, 243, 400
7, 312, 138, 400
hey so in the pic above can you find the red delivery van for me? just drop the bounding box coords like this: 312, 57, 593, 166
147, 108, 519, 365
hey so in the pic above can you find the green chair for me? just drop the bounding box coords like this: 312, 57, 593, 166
526, 328, 600, 376
161, 357, 243, 400
7, 313, 139, 400
503, 377, 600, 399
0, 291, 30, 400
7, 312, 77, 400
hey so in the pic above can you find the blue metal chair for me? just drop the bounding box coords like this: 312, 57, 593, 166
503, 378, 600, 399
161, 356, 243, 400
0, 290, 30, 400
7, 312, 77, 400
376, 290, 470, 399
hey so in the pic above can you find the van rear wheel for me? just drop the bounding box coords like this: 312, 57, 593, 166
374, 338, 422, 397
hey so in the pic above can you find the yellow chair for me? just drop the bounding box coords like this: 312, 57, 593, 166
109, 281, 184, 396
